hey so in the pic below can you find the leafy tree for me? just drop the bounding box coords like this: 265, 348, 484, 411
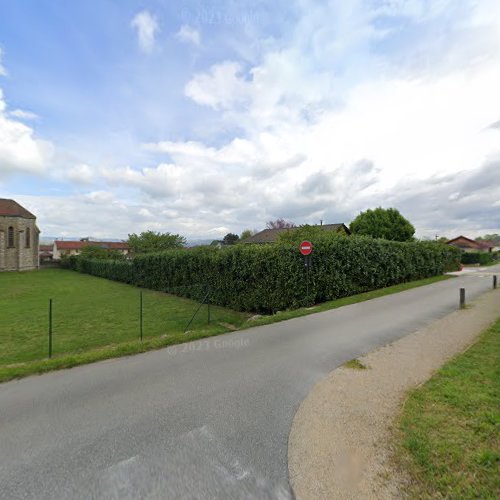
240, 229, 255, 241
476, 234, 500, 244
349, 207, 415, 242
127, 231, 186, 254
79, 245, 126, 260
266, 218, 296, 229
222, 233, 240, 245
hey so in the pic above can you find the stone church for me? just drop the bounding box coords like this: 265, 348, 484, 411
0, 199, 40, 271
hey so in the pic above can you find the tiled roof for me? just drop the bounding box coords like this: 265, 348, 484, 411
0, 199, 36, 219
446, 236, 494, 250
244, 223, 350, 244
55, 241, 129, 250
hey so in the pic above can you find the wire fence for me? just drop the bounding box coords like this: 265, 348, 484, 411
0, 283, 242, 365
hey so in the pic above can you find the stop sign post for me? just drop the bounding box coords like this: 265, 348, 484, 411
300, 241, 313, 300
300, 241, 313, 256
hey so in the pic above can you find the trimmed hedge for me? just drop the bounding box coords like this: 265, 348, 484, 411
460, 252, 495, 265
66, 235, 461, 313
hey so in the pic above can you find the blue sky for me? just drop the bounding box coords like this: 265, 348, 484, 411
0, 0, 499, 240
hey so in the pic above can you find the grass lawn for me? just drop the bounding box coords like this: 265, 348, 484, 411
397, 317, 500, 498
0, 268, 452, 382
0, 268, 248, 365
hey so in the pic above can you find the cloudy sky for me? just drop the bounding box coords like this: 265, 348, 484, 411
0, 0, 499, 241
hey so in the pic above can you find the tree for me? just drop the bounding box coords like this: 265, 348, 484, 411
349, 207, 415, 242
127, 231, 186, 254
240, 229, 255, 241
266, 218, 296, 229
79, 245, 126, 260
476, 234, 500, 244
222, 233, 240, 246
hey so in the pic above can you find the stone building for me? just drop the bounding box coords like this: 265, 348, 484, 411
0, 199, 40, 271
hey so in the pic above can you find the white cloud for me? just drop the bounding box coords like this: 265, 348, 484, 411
0, 89, 53, 178
6, 0, 500, 240
129, 0, 500, 237
85, 190, 115, 204
66, 163, 95, 184
175, 25, 200, 46
9, 109, 39, 120
131, 10, 159, 53
184, 61, 251, 110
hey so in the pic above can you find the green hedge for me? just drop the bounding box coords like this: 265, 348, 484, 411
461, 252, 495, 265
67, 235, 460, 313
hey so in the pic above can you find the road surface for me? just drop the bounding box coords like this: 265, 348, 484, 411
0, 267, 498, 499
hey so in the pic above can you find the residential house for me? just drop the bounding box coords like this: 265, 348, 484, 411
446, 236, 494, 253
39, 244, 54, 263
244, 223, 351, 244
52, 239, 130, 260
0, 198, 40, 271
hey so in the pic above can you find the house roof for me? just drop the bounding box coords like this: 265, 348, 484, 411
244, 223, 351, 244
39, 245, 53, 252
446, 235, 494, 250
55, 240, 129, 250
0, 199, 36, 219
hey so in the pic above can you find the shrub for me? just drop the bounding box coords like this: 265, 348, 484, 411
68, 235, 461, 313
461, 252, 494, 265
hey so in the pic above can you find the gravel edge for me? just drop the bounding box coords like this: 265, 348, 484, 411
288, 288, 500, 499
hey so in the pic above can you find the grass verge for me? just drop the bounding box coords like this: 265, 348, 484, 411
241, 274, 452, 329
0, 271, 452, 383
396, 317, 500, 498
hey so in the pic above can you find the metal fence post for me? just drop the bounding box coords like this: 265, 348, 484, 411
207, 288, 211, 325
140, 291, 143, 342
494, 275, 497, 290
459, 288, 466, 309
48, 298, 53, 358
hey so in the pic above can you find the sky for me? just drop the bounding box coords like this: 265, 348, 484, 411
0, 0, 499, 241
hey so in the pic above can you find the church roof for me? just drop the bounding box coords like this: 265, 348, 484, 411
0, 199, 36, 219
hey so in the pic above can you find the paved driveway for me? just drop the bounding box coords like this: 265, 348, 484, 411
0, 267, 498, 499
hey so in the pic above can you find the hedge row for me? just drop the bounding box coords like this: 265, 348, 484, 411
461, 252, 496, 265
65, 235, 461, 313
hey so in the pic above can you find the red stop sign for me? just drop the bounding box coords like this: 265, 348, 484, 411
300, 241, 313, 256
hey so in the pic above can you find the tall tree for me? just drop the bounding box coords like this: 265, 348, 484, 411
127, 231, 186, 253
266, 218, 296, 229
222, 233, 240, 245
349, 207, 415, 241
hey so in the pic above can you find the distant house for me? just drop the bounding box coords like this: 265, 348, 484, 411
0, 198, 40, 271
39, 244, 54, 263
244, 223, 351, 244
446, 236, 494, 253
52, 239, 130, 260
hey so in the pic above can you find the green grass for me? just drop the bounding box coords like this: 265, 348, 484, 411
343, 358, 368, 370
0, 269, 452, 383
0, 268, 248, 365
240, 274, 452, 329
397, 317, 500, 498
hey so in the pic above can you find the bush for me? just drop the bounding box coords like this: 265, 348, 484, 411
67, 235, 461, 313
461, 252, 494, 265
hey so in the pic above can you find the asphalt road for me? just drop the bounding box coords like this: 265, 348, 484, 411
1, 267, 498, 499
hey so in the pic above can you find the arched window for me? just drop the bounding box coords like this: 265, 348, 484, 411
7, 226, 15, 248
26, 227, 31, 248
